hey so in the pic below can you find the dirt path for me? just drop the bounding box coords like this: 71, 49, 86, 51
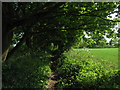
46, 72, 58, 89
46, 61, 59, 89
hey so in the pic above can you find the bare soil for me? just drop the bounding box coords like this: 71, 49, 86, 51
46, 61, 59, 89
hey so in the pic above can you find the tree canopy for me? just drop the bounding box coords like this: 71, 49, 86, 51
2, 2, 120, 61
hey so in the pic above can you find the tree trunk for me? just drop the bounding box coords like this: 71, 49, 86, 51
2, 27, 13, 61
2, 3, 14, 61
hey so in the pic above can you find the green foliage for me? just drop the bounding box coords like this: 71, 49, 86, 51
3, 2, 120, 88
2, 48, 51, 88
55, 49, 120, 88
3, 2, 119, 61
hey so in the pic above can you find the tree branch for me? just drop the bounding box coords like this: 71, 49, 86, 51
11, 3, 65, 28
6, 33, 27, 61
71, 14, 120, 22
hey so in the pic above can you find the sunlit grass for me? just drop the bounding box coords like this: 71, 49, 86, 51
74, 48, 118, 69
89, 48, 118, 69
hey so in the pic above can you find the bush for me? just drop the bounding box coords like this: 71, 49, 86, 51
2, 50, 51, 88
56, 49, 120, 88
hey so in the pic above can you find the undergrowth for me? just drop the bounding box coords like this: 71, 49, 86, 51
2, 49, 51, 88
55, 49, 120, 89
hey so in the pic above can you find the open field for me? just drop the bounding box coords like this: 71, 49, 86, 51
89, 48, 118, 66
74, 48, 118, 69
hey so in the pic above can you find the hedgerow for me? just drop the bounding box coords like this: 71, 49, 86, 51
55, 49, 120, 88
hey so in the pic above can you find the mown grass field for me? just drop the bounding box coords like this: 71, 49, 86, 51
89, 48, 118, 66
76, 48, 118, 69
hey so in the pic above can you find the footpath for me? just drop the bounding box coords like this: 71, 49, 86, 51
46, 61, 59, 90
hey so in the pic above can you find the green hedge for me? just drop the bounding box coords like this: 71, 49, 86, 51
56, 49, 120, 88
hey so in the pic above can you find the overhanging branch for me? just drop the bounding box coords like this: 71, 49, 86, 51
6, 33, 27, 61
12, 3, 65, 28
71, 14, 120, 22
